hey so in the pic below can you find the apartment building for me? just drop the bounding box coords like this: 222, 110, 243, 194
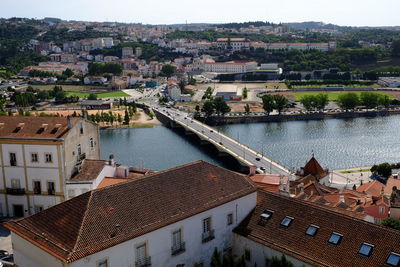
5, 161, 257, 267
216, 38, 250, 51
0, 116, 100, 217
204, 60, 258, 73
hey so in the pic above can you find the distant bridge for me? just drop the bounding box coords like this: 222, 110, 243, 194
154, 108, 291, 175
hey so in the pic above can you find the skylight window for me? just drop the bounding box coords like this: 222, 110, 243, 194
358, 243, 374, 257
280, 216, 293, 227
258, 210, 273, 226
386, 253, 400, 267
328, 232, 343, 245
305, 224, 319, 236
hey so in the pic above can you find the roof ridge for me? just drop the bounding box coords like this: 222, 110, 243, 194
91, 160, 228, 193
70, 191, 94, 256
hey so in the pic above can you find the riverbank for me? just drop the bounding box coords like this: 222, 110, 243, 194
206, 109, 400, 125
100, 110, 161, 130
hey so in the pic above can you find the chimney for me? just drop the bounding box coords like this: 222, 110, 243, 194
67, 116, 73, 129
109, 154, 115, 166
248, 165, 256, 176
339, 195, 345, 203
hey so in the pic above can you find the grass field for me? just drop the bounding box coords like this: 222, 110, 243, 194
32, 85, 108, 91
66, 91, 130, 98
293, 92, 394, 101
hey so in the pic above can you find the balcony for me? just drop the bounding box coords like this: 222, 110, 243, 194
135, 256, 151, 267
202, 229, 215, 243
6, 188, 25, 195
171, 242, 186, 256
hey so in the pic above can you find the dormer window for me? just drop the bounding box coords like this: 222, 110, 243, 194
305, 224, 319, 237
358, 243, 374, 257
280, 216, 293, 227
386, 253, 400, 267
258, 210, 273, 226
328, 232, 343, 245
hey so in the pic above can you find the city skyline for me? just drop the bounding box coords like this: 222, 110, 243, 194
1, 0, 399, 27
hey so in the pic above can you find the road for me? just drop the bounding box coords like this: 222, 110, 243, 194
154, 107, 291, 176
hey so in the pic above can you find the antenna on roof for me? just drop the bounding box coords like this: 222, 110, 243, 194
312, 150, 314, 158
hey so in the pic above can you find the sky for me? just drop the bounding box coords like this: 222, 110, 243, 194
1, 0, 399, 27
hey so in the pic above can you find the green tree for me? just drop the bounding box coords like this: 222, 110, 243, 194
262, 94, 275, 115
273, 95, 289, 114
88, 93, 97, 100
62, 68, 74, 78
270, 254, 294, 267
213, 97, 231, 117
382, 217, 400, 230
315, 93, 329, 110
371, 162, 392, 178
378, 94, 391, 108
244, 103, 250, 114
124, 109, 130, 125
300, 95, 315, 111
242, 88, 248, 99
211, 248, 222, 267
360, 92, 379, 108
202, 100, 215, 118
160, 64, 177, 78
117, 113, 123, 124
337, 93, 360, 110
392, 39, 400, 57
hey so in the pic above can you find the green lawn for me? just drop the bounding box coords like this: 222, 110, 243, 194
293, 92, 393, 101
66, 91, 130, 98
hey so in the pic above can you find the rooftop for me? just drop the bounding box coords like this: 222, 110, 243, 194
0, 116, 79, 139
68, 160, 108, 181
5, 161, 256, 263
235, 190, 400, 267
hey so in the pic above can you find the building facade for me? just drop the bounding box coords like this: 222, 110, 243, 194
0, 116, 100, 217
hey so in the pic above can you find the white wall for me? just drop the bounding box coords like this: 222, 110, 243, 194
12, 233, 64, 267
232, 234, 313, 267
70, 192, 256, 267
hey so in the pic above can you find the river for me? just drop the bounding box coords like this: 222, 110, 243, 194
101, 115, 400, 171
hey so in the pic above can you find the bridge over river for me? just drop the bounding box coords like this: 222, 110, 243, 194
153, 107, 291, 176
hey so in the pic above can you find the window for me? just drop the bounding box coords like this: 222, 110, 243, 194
9, 152, 16, 166
31, 153, 38, 163
305, 224, 319, 237
171, 229, 185, 255
80, 123, 84, 134
244, 249, 251, 261
379, 206, 385, 214
77, 144, 81, 155
97, 259, 108, 267
11, 179, 21, 189
387, 253, 400, 267
34, 205, 43, 214
47, 182, 55, 195
328, 232, 343, 245
45, 153, 52, 163
203, 217, 211, 233
358, 243, 374, 257
90, 138, 94, 148
259, 210, 274, 226
136, 243, 149, 266
227, 213, 233, 226
280, 216, 294, 227
33, 181, 41, 194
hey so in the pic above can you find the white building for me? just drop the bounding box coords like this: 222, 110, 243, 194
0, 116, 100, 217
216, 38, 250, 51
5, 161, 257, 267
204, 60, 258, 73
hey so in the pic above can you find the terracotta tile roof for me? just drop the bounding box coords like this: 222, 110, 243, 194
0, 116, 79, 139
302, 156, 328, 178
357, 180, 385, 198
97, 177, 131, 188
4, 161, 256, 263
234, 190, 400, 267
384, 178, 400, 196
68, 160, 107, 181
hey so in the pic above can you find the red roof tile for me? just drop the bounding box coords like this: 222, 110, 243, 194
5, 161, 256, 263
